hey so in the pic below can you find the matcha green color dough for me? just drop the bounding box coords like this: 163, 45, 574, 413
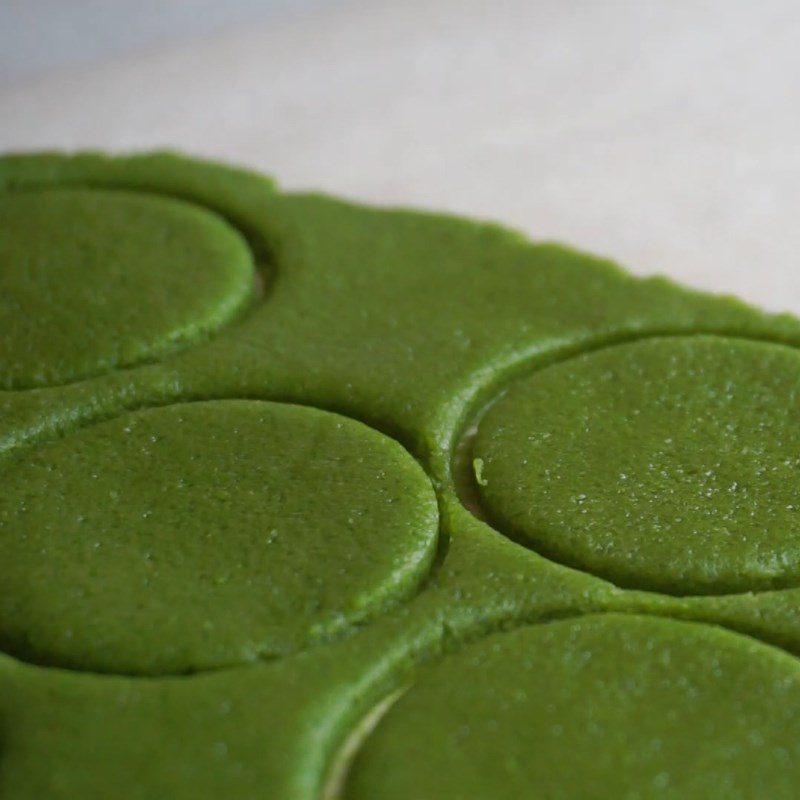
5, 153, 800, 799
0, 400, 439, 674
0, 189, 255, 389
344, 614, 800, 800
473, 336, 800, 595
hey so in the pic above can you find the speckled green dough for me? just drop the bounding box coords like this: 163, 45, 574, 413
344, 614, 800, 800
2, 152, 800, 798
0, 188, 255, 389
473, 336, 800, 595
0, 400, 438, 674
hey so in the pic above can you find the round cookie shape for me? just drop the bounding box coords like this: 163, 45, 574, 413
0, 188, 255, 389
344, 614, 800, 800
472, 336, 800, 595
0, 400, 439, 674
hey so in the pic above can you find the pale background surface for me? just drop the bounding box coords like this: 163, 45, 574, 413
1, 0, 799, 313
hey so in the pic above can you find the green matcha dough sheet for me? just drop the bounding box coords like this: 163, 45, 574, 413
2, 151, 800, 798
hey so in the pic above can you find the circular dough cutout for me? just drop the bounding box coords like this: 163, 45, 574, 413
345, 614, 800, 799
473, 336, 800, 594
0, 400, 439, 674
0, 188, 255, 389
